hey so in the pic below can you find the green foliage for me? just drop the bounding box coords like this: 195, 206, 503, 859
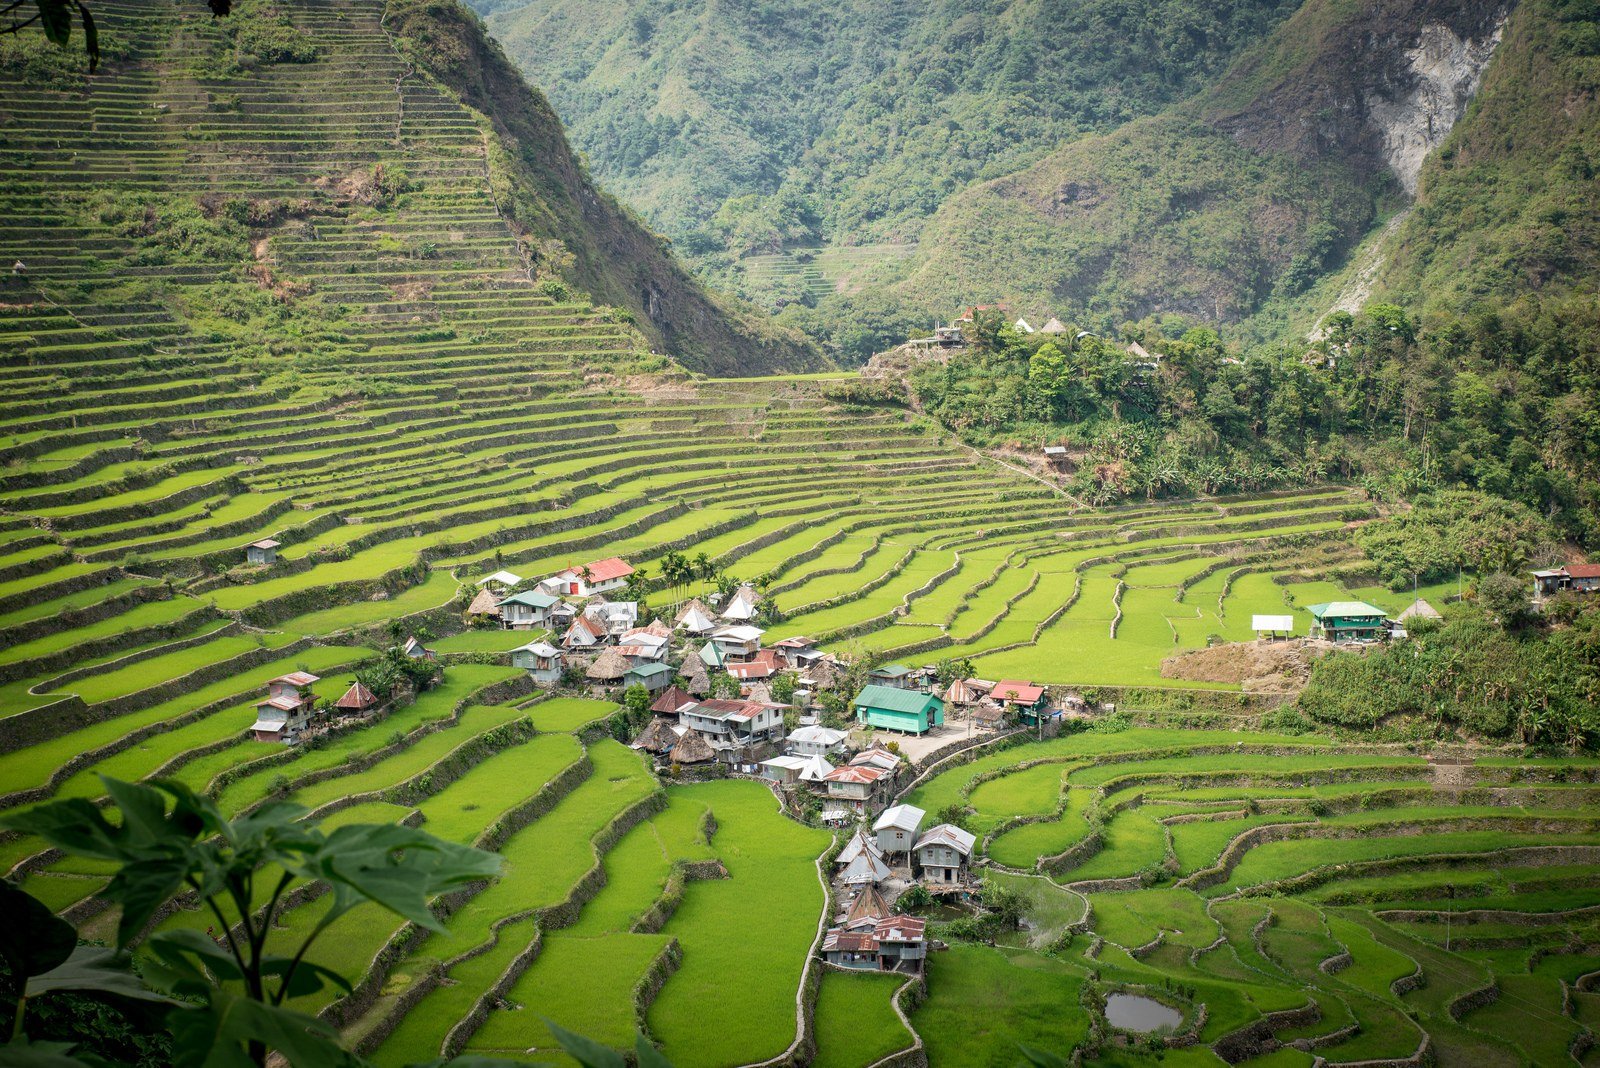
1355, 491, 1558, 587
2, 777, 499, 1066
1297, 603, 1600, 746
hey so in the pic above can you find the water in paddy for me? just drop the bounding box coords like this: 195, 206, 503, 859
1104, 993, 1182, 1033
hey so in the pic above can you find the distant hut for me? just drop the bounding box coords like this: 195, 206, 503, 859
1039, 317, 1069, 336
650, 685, 694, 716
333, 681, 378, 715
465, 587, 503, 621
844, 882, 890, 923
668, 729, 715, 765
1398, 599, 1441, 622
246, 539, 280, 566
944, 677, 979, 707
633, 717, 677, 754
675, 599, 718, 636
680, 647, 712, 696
586, 648, 630, 684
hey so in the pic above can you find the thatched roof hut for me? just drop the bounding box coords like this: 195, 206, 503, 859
633, 717, 677, 753
668, 729, 715, 765
680, 648, 711, 696
586, 648, 630, 682
1398, 599, 1442, 621
466, 588, 502, 618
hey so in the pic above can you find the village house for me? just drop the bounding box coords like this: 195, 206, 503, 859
511, 640, 563, 685
562, 615, 607, 650
678, 698, 783, 758
973, 701, 1006, 731
990, 679, 1049, 724
727, 649, 781, 682
1042, 444, 1072, 471
250, 671, 319, 744
821, 763, 891, 816
624, 661, 674, 694
874, 803, 925, 857
914, 823, 976, 884
401, 636, 434, 660
1307, 601, 1390, 643
850, 742, 900, 774
1532, 564, 1600, 600
709, 624, 764, 662
586, 599, 640, 638
759, 754, 810, 786
245, 538, 280, 566
333, 681, 377, 716
867, 663, 916, 689
545, 557, 634, 598
616, 630, 669, 664
498, 589, 560, 630
720, 584, 762, 622
821, 886, 927, 974
787, 724, 848, 758
771, 636, 821, 670
854, 684, 944, 735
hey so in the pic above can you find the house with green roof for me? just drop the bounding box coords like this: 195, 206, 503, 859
624, 660, 675, 693
854, 684, 944, 734
1306, 601, 1389, 643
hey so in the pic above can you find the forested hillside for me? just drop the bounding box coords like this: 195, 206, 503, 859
478, 0, 1600, 362
473, 0, 1303, 314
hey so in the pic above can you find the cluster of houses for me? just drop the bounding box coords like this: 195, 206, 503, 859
820, 804, 979, 974
248, 670, 378, 744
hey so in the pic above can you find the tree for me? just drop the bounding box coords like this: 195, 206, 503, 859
1478, 572, 1532, 630
709, 671, 741, 699
623, 682, 652, 722
769, 671, 797, 705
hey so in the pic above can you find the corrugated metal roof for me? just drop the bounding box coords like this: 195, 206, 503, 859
854, 684, 941, 715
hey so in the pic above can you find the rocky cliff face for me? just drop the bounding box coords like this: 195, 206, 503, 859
897, 0, 1517, 328
1203, 0, 1512, 195
1369, 18, 1508, 195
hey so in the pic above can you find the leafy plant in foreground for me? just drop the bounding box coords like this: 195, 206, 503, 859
3, 777, 497, 1067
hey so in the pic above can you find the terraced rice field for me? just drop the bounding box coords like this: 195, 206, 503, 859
4, 3, 1593, 1066
890, 727, 1600, 1066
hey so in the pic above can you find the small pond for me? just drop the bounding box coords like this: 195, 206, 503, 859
1103, 993, 1183, 1034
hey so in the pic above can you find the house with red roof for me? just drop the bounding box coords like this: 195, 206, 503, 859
990, 679, 1050, 723
822, 762, 892, 815
548, 557, 634, 597
251, 672, 320, 744
1532, 563, 1600, 600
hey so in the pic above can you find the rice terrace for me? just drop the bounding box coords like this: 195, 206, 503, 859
2, 1, 1600, 1067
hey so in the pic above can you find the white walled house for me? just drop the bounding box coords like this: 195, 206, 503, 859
873, 804, 925, 856
913, 824, 976, 884
549, 557, 634, 597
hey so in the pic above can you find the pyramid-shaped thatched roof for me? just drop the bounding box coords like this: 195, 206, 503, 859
586, 648, 630, 681
680, 649, 711, 695
668, 729, 715, 764
466, 588, 502, 617
633, 717, 677, 753
845, 882, 889, 926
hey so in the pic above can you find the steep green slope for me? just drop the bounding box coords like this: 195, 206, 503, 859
899, 0, 1511, 327
475, 0, 1302, 265
0, 0, 815, 378
384, 0, 821, 373
1372, 0, 1600, 313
